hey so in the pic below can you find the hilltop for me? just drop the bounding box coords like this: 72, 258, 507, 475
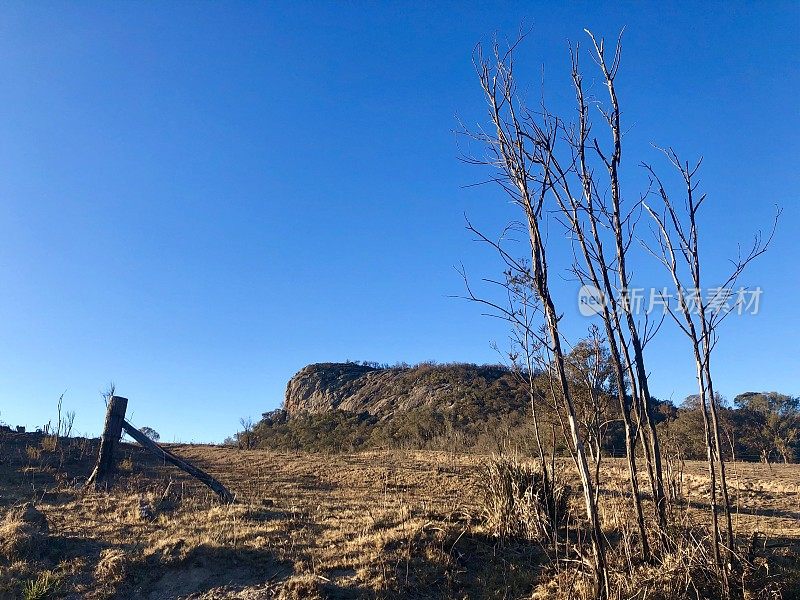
283, 361, 522, 418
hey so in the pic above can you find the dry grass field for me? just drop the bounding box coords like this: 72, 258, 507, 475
1, 431, 798, 599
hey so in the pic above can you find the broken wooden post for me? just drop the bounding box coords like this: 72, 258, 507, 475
121, 421, 235, 503
86, 395, 128, 488
86, 395, 235, 503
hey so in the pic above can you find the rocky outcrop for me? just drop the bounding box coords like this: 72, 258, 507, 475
283, 362, 519, 418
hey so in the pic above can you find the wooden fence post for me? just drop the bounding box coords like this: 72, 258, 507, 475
86, 396, 128, 488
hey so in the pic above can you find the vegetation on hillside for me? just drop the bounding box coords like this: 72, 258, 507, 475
232, 360, 800, 463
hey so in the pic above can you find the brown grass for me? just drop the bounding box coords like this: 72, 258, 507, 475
0, 431, 798, 599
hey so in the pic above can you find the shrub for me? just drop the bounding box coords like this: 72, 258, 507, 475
94, 548, 128, 586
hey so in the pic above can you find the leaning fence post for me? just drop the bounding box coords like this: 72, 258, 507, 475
86, 396, 128, 488
121, 420, 235, 503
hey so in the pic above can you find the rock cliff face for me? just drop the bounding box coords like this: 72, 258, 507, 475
283, 362, 519, 417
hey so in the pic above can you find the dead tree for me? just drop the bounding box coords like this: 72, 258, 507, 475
550, 31, 669, 534
642, 149, 778, 586
463, 38, 609, 599
582, 31, 668, 534
471, 31, 663, 559
548, 56, 655, 553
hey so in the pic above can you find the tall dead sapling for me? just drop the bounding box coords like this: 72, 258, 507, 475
642, 148, 779, 584
583, 30, 667, 530
496, 30, 663, 557
461, 37, 609, 598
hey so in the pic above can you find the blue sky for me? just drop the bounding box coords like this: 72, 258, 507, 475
0, 2, 797, 442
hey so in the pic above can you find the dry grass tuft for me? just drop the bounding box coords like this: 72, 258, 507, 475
94, 548, 128, 586
40, 436, 58, 454
25, 445, 42, 461
0, 503, 49, 561
479, 454, 568, 542
277, 574, 324, 599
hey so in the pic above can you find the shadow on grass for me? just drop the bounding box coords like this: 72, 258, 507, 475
375, 529, 546, 600
118, 544, 293, 600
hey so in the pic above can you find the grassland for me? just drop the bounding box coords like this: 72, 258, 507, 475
1, 431, 798, 599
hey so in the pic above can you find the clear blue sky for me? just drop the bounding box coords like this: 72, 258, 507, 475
0, 2, 797, 442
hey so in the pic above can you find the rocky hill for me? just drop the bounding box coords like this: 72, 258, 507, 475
244, 361, 637, 453
283, 361, 524, 418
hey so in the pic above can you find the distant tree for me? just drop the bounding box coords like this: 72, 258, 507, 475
667, 395, 737, 462
139, 427, 160, 442
664, 407, 707, 460
680, 392, 725, 411
238, 417, 255, 450
564, 328, 618, 483
728, 408, 773, 464
734, 392, 800, 464
260, 409, 288, 427
564, 333, 617, 397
